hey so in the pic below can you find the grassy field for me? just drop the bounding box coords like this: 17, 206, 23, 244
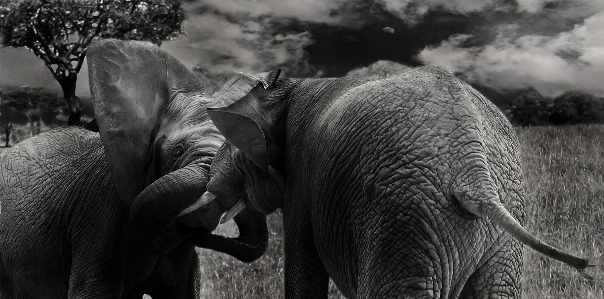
518, 125, 603, 298
196, 124, 604, 298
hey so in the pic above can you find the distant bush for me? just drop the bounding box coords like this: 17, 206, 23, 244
548, 91, 604, 125
505, 90, 604, 127
504, 87, 552, 127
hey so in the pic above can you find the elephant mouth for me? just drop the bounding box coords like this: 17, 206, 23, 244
177, 192, 246, 227
130, 163, 216, 232
177, 192, 269, 263
178, 191, 218, 217
130, 164, 267, 263
176, 199, 223, 233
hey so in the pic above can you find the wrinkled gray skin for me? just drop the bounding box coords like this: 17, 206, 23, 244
0, 40, 267, 299
203, 67, 590, 298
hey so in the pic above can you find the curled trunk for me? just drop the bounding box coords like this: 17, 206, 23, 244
130, 164, 268, 262
130, 164, 210, 231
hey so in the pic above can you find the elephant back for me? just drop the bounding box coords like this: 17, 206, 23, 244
5, 127, 101, 160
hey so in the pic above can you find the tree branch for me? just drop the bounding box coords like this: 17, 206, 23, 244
81, 12, 107, 48
31, 5, 59, 61
75, 49, 86, 73
35, 30, 59, 61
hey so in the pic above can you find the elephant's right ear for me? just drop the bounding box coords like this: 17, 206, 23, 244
208, 70, 286, 172
206, 107, 270, 172
88, 39, 205, 205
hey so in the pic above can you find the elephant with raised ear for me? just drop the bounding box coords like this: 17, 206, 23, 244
199, 66, 591, 298
0, 39, 267, 299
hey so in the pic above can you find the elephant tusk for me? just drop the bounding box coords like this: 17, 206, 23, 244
178, 191, 218, 217
219, 198, 246, 224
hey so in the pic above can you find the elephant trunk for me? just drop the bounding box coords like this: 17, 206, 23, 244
192, 206, 268, 263
130, 163, 209, 231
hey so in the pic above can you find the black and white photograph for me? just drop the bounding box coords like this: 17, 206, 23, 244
0, 0, 603, 298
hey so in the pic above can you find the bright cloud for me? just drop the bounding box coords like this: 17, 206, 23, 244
516, 0, 556, 13
378, 0, 504, 24
201, 0, 341, 24
418, 10, 604, 96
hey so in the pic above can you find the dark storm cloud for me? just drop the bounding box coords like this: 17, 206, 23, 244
163, 2, 318, 77
167, 0, 603, 94
167, 0, 499, 77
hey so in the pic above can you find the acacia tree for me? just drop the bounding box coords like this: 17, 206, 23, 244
0, 0, 185, 126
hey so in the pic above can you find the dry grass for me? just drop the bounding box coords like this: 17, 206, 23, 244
196, 210, 346, 298
197, 213, 287, 299
196, 124, 604, 298
518, 125, 604, 298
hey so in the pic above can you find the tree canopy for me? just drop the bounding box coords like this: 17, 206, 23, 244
0, 0, 186, 125
2, 86, 67, 125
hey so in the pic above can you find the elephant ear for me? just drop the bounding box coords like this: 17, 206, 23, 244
210, 69, 281, 108
242, 69, 281, 89
88, 39, 206, 205
207, 69, 283, 172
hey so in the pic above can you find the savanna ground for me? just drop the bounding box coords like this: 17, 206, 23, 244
197, 124, 604, 298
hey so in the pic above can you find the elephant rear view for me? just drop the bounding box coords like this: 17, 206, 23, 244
199, 67, 591, 298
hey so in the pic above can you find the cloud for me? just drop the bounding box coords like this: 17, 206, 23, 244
200, 0, 341, 24
516, 0, 556, 13
418, 10, 604, 96
162, 2, 319, 77
516, 0, 602, 13
377, 0, 505, 24
378, 0, 602, 21
163, 0, 501, 77
3, 0, 604, 98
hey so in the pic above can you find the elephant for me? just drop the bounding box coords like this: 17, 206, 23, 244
0, 39, 268, 299
198, 67, 591, 298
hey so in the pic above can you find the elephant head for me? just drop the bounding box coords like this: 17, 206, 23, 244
200, 70, 286, 221
87, 39, 267, 262
200, 69, 592, 277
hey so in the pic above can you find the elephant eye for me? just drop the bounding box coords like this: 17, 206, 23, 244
172, 143, 185, 158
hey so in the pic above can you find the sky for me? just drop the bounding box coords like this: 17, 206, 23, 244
0, 0, 603, 98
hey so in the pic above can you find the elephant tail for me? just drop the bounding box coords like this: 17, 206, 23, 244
453, 155, 593, 279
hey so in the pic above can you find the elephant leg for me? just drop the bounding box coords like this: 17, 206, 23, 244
143, 242, 200, 299
356, 243, 442, 299
458, 236, 523, 299
68, 244, 125, 299
283, 206, 329, 299
68, 195, 128, 298
355, 209, 448, 299
0, 273, 14, 299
